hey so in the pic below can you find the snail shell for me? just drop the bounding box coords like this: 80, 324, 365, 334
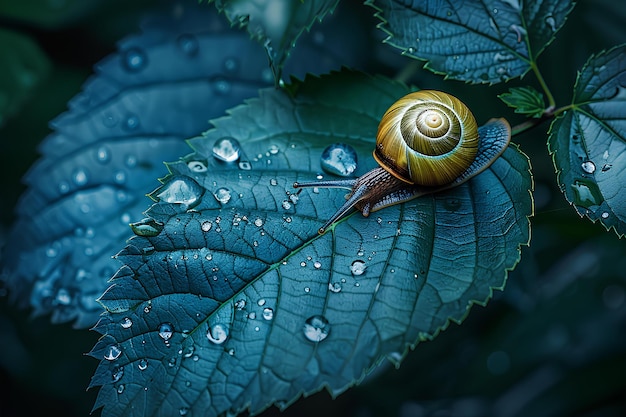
374, 90, 479, 186
294, 90, 511, 234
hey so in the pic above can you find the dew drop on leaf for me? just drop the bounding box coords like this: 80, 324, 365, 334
282, 200, 292, 210
138, 358, 148, 371
350, 260, 367, 276
111, 366, 124, 383
320, 143, 358, 176
179, 407, 189, 416
121, 317, 133, 329
117, 384, 125, 394
601, 212, 610, 219
214, 187, 232, 204
201, 220, 212, 232
262, 307, 274, 320
73, 168, 88, 186
212, 137, 241, 162
177, 34, 199, 56
223, 57, 239, 73
122, 47, 147, 72
187, 160, 207, 172
206, 323, 229, 344
130, 218, 164, 237
104, 344, 122, 361
581, 161, 596, 174
96, 146, 110, 163
303, 315, 330, 343
257, 298, 266, 306
158, 323, 174, 341
328, 282, 342, 293
156, 176, 203, 208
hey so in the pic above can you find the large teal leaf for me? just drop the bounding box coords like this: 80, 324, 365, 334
368, 0, 576, 83
90, 70, 533, 417
1, 1, 361, 328
548, 44, 626, 237
206, 0, 339, 82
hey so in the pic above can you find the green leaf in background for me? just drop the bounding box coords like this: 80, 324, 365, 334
368, 0, 576, 84
499, 86, 546, 118
548, 44, 626, 237
0, 28, 50, 127
90, 70, 533, 417
206, 0, 339, 82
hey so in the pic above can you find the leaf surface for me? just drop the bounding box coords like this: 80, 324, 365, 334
207, 0, 339, 82
548, 44, 626, 237
91, 70, 533, 417
368, 0, 575, 83
1, 1, 359, 328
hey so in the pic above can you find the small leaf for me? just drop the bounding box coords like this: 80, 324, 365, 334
499, 86, 546, 118
206, 0, 339, 82
548, 44, 626, 237
368, 0, 576, 83
90, 70, 533, 417
1, 2, 359, 328
0, 28, 50, 127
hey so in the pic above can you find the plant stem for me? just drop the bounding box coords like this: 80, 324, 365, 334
531, 61, 556, 109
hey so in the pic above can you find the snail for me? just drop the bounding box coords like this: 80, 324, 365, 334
293, 90, 512, 235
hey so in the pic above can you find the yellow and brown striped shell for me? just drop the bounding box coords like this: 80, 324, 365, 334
373, 90, 479, 186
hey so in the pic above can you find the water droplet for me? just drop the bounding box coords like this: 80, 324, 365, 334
304, 287, 310, 293
125, 154, 137, 168
212, 76, 231, 95
156, 176, 203, 209
257, 298, 266, 306
281, 200, 292, 210
58, 181, 70, 194
268, 144, 280, 155
248, 312, 256, 319
328, 282, 342, 293
262, 307, 274, 320
73, 168, 88, 186
201, 220, 212, 232
545, 15, 556, 32
130, 218, 164, 237
112, 366, 124, 382
320, 143, 358, 177
206, 323, 229, 344
96, 146, 110, 163
158, 323, 174, 341
177, 34, 199, 56
601, 212, 609, 219
104, 344, 122, 361
303, 315, 330, 343
601, 164, 612, 172
121, 317, 133, 329
122, 47, 147, 72
223, 57, 239, 73
581, 160, 596, 174
214, 187, 231, 204
138, 359, 148, 371
212, 137, 241, 162
117, 384, 125, 394
269, 178, 278, 186
179, 407, 189, 416
570, 180, 602, 206
235, 299, 246, 310
313, 261, 322, 269
187, 160, 207, 172
238, 161, 251, 170
254, 218, 264, 227
124, 114, 139, 130
350, 260, 367, 276
182, 345, 195, 358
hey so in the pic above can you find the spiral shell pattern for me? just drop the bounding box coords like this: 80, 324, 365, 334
374, 90, 479, 186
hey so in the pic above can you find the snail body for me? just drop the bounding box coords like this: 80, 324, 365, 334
293, 90, 511, 234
